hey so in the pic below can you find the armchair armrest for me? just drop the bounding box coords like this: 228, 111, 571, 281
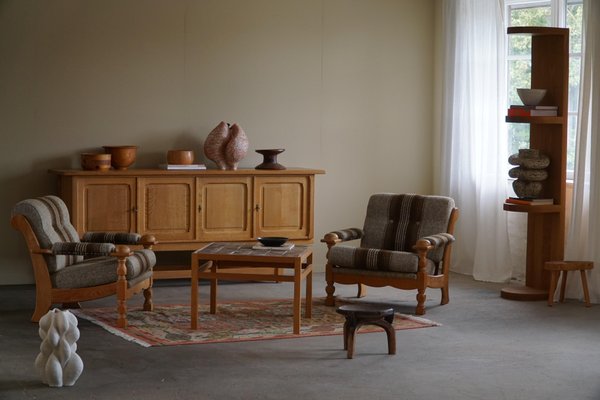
51, 242, 116, 257
138, 234, 158, 249
418, 233, 455, 249
321, 228, 363, 247
82, 232, 158, 249
82, 232, 141, 245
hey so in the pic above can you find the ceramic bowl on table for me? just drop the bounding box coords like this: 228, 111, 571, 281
167, 149, 194, 165
103, 146, 137, 170
517, 88, 547, 106
81, 153, 111, 171
257, 237, 288, 247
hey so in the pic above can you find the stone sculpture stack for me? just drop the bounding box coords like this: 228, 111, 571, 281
508, 148, 550, 198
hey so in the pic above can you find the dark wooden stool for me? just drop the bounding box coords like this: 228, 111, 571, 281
544, 261, 594, 307
336, 304, 396, 359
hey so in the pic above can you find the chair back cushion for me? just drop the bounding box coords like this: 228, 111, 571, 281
12, 196, 81, 272
361, 194, 454, 263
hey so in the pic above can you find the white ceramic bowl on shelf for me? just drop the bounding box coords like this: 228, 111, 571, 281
517, 88, 547, 106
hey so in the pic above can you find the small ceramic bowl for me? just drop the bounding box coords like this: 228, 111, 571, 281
257, 237, 288, 247
167, 149, 194, 165
517, 88, 547, 106
103, 146, 137, 170
81, 153, 111, 171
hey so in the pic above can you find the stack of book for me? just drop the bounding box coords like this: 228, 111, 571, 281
159, 163, 207, 170
505, 197, 554, 206
507, 105, 558, 117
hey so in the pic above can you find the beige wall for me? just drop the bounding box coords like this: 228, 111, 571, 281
0, 0, 435, 284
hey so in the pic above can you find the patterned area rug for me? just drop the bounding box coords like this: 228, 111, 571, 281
72, 298, 440, 347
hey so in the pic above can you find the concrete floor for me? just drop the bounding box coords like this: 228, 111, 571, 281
1, 272, 600, 400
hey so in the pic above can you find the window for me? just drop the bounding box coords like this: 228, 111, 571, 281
505, 0, 583, 177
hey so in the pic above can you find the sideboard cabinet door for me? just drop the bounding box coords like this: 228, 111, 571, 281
137, 177, 196, 242
254, 176, 312, 240
197, 177, 253, 241
74, 177, 137, 235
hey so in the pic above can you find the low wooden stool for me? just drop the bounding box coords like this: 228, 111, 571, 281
544, 261, 594, 307
336, 304, 396, 359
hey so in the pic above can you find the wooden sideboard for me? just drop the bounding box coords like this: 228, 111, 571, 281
49, 168, 324, 279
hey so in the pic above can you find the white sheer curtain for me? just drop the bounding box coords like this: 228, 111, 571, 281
564, 0, 600, 302
439, 0, 513, 282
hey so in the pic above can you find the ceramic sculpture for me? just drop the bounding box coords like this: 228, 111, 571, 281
204, 121, 229, 170
35, 309, 84, 387
255, 149, 286, 170
204, 121, 249, 170
224, 123, 249, 170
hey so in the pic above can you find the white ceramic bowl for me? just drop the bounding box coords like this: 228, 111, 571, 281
517, 88, 547, 106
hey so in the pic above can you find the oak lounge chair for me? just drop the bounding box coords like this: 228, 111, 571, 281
11, 195, 156, 328
322, 194, 458, 315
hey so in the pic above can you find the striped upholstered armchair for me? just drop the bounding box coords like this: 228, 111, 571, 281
11, 195, 156, 328
322, 194, 458, 315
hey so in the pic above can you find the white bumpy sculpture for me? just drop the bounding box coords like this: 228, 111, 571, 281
35, 309, 84, 387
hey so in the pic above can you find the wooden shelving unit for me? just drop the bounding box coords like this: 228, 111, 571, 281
502, 26, 569, 301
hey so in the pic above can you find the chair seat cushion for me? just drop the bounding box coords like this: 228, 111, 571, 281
51, 249, 156, 289
328, 245, 436, 274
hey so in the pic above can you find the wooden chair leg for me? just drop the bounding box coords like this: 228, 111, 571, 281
325, 263, 336, 306
547, 270, 559, 306
116, 252, 128, 329
559, 271, 568, 302
580, 270, 591, 307
346, 325, 357, 359
342, 319, 350, 350
356, 284, 367, 298
32, 297, 52, 322
372, 320, 396, 355
440, 286, 449, 305
143, 286, 153, 311
415, 289, 426, 315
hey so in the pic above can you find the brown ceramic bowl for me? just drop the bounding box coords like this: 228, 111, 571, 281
167, 149, 194, 165
257, 236, 289, 247
81, 153, 111, 171
103, 146, 137, 170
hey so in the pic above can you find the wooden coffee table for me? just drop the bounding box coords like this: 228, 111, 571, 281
191, 242, 313, 334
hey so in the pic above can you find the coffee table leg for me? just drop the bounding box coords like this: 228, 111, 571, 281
305, 262, 312, 318
210, 261, 218, 314
293, 260, 301, 334
191, 257, 199, 329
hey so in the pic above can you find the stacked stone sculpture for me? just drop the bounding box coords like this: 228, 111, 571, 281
35, 309, 83, 387
508, 148, 550, 198
204, 121, 249, 170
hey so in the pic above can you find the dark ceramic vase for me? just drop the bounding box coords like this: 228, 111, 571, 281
255, 149, 286, 170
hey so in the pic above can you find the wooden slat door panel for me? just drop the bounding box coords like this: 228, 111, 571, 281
137, 177, 196, 241
254, 176, 310, 239
76, 178, 136, 234
197, 177, 252, 241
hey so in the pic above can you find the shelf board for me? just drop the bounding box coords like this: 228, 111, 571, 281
505, 116, 563, 124
507, 26, 569, 37
503, 203, 562, 213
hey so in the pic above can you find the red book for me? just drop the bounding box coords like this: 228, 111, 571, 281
507, 108, 558, 117
505, 197, 554, 205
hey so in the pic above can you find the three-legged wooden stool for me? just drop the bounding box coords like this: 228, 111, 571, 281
336, 304, 396, 359
544, 261, 594, 307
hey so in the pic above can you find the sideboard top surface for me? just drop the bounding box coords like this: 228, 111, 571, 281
49, 168, 325, 176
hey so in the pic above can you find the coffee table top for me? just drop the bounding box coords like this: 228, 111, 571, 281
194, 242, 312, 261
